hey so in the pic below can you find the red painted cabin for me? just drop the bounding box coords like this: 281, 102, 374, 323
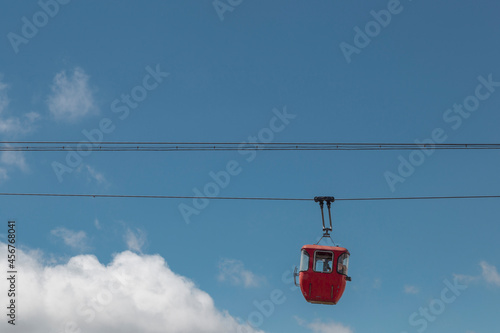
298, 244, 350, 305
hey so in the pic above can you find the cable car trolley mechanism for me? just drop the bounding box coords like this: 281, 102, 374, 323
294, 196, 351, 305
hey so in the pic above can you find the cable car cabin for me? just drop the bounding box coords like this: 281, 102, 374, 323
298, 244, 350, 305
294, 196, 351, 305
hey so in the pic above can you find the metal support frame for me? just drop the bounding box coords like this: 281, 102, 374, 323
314, 196, 334, 236
314, 196, 336, 245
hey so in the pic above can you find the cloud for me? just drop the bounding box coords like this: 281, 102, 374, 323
0, 167, 8, 183
295, 318, 353, 333
124, 228, 147, 253
0, 117, 21, 133
94, 218, 101, 230
308, 321, 353, 333
1, 150, 28, 172
404, 285, 419, 294
0, 150, 30, 185
0, 242, 262, 333
480, 261, 500, 286
0, 113, 40, 135
0, 79, 8, 112
47, 67, 97, 122
0, 77, 39, 135
0, 76, 38, 182
51, 227, 89, 251
454, 274, 479, 284
85, 165, 107, 184
77, 164, 108, 186
24, 111, 41, 123
455, 261, 500, 287
217, 258, 265, 288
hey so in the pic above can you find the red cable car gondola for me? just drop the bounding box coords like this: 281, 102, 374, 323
294, 197, 351, 305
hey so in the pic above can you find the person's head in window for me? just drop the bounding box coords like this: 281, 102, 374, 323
314, 251, 333, 273
337, 253, 349, 275
323, 259, 331, 272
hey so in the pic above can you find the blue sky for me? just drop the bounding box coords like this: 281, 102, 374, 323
0, 0, 499, 332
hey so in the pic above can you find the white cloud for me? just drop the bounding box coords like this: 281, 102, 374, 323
1, 150, 28, 172
454, 274, 479, 284
0, 149, 31, 185
0, 117, 21, 133
0, 77, 39, 135
124, 228, 147, 253
0, 167, 8, 183
0, 113, 40, 135
308, 321, 353, 333
24, 111, 41, 123
480, 261, 500, 286
0, 79, 9, 113
404, 285, 419, 294
0, 242, 262, 333
94, 218, 101, 230
295, 318, 353, 333
77, 164, 108, 186
47, 67, 97, 122
455, 261, 500, 287
217, 258, 265, 288
51, 227, 89, 251
85, 165, 107, 184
